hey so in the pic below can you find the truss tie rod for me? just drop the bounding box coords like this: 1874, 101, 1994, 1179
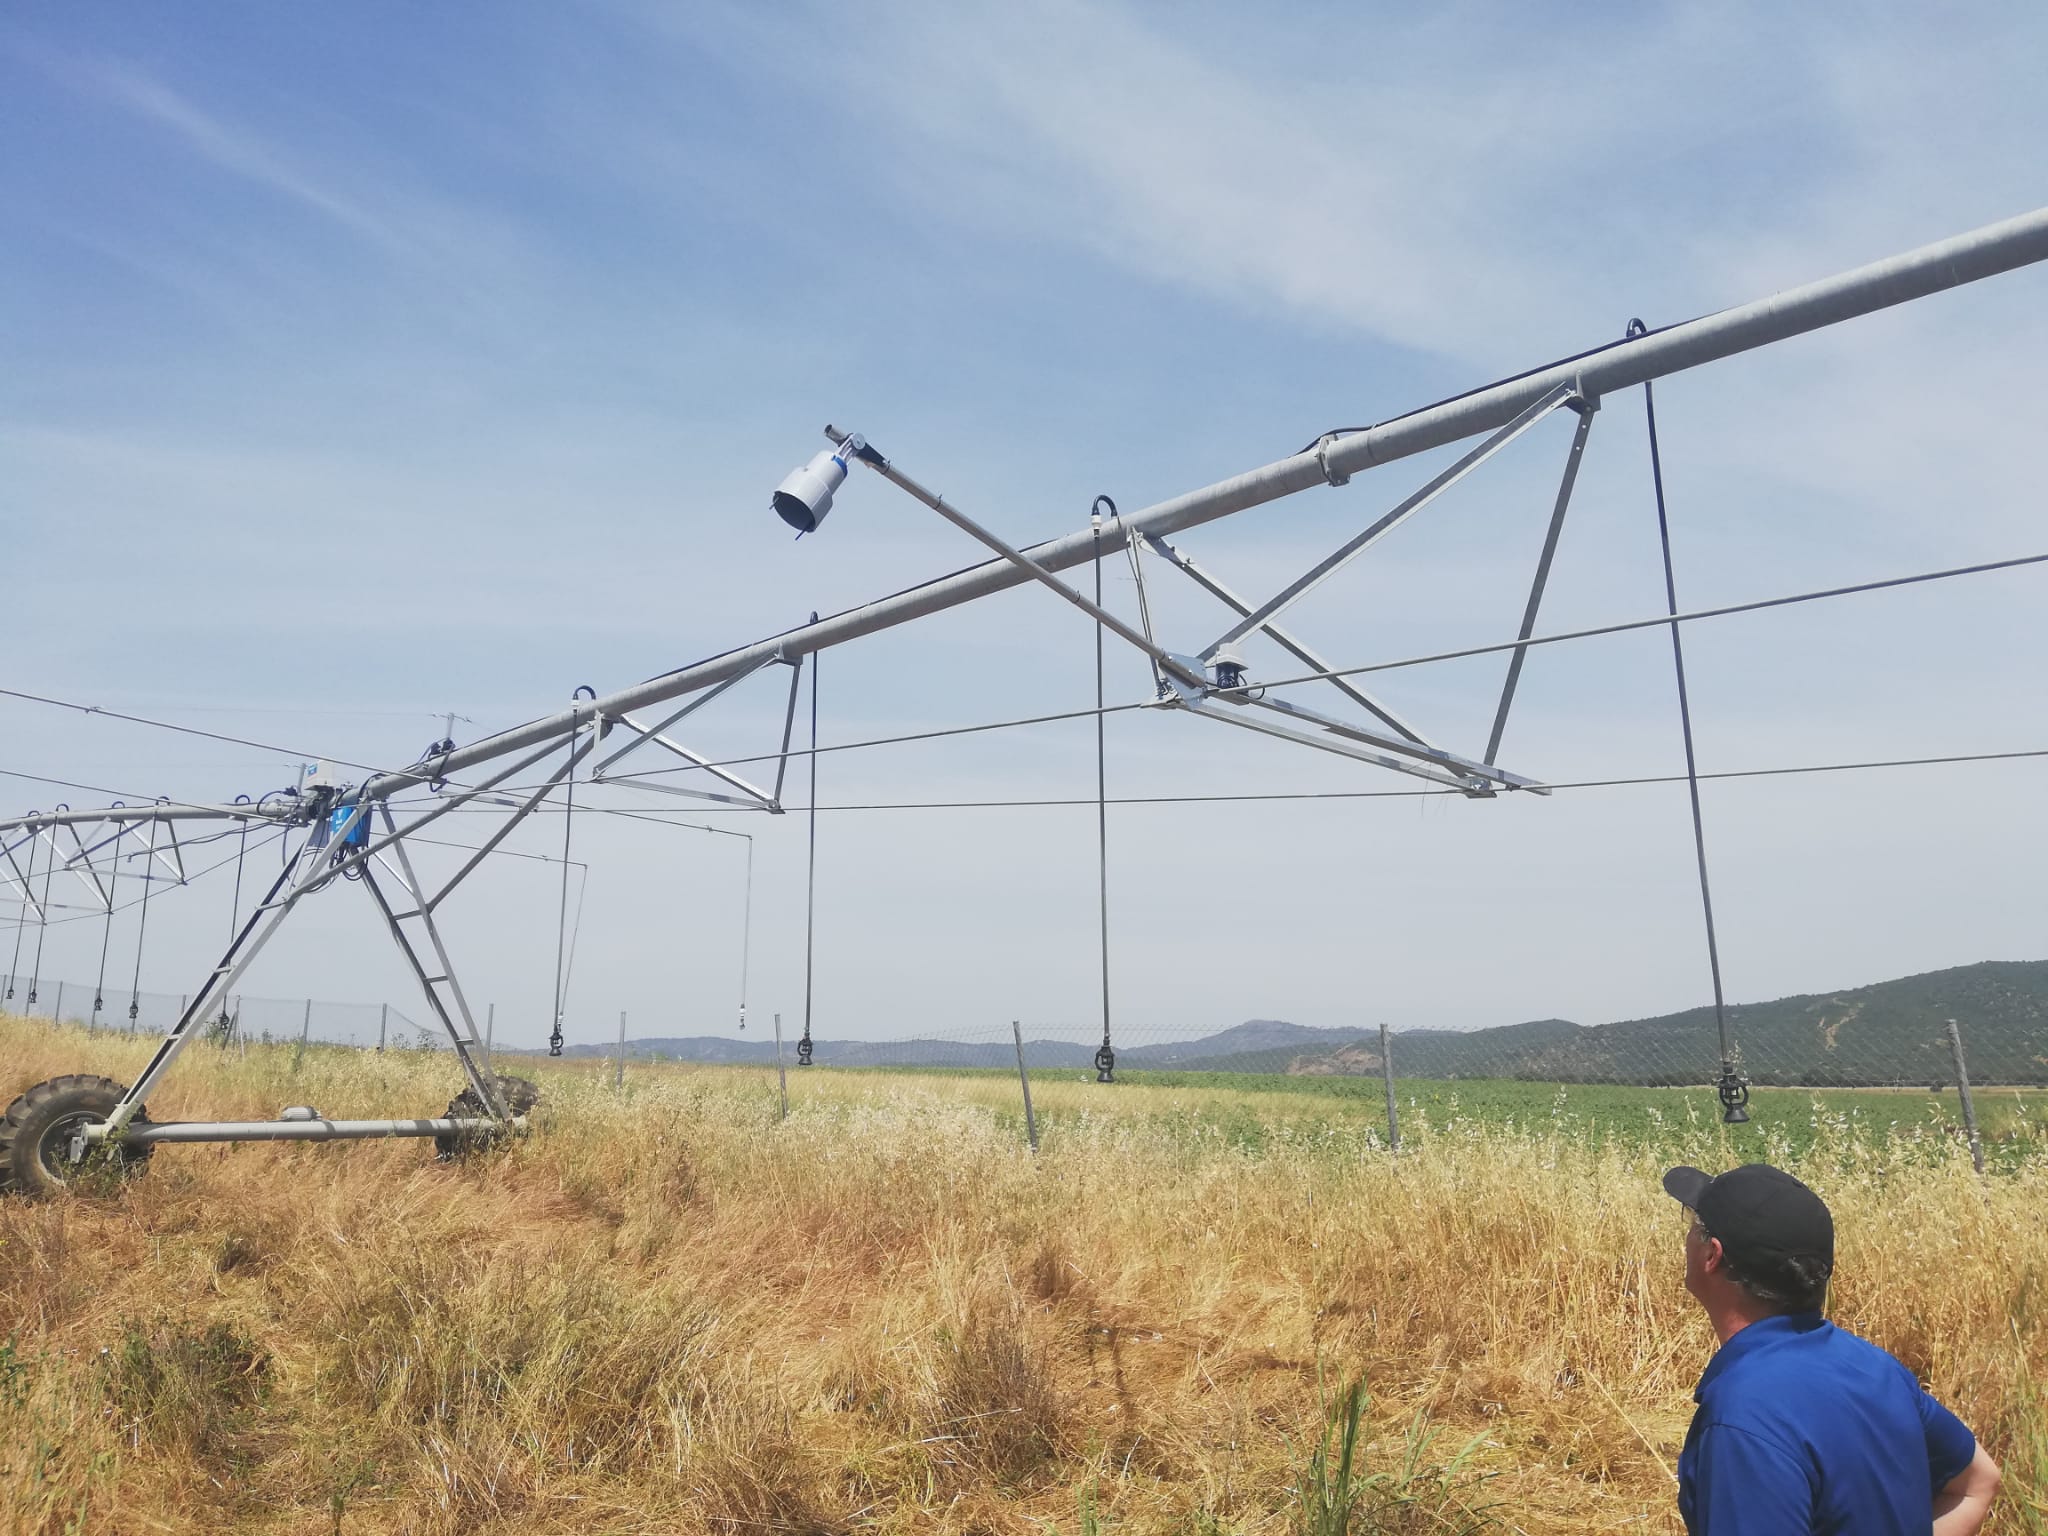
87, 1116, 525, 1146
322, 206, 2048, 802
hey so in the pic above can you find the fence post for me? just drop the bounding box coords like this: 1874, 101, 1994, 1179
1013, 1019, 1040, 1154
1944, 1018, 1984, 1174
53, 980, 64, 1026
485, 1002, 496, 1072
614, 1010, 626, 1094
235, 995, 244, 1056
376, 1002, 388, 1054
772, 1011, 789, 1121
293, 998, 312, 1074
1380, 1021, 1400, 1153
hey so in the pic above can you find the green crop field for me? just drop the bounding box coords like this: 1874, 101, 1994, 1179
815, 1061, 2048, 1168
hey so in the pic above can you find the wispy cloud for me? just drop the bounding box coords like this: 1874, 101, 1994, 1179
21, 42, 547, 322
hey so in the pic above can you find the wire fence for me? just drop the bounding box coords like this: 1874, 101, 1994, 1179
2, 976, 437, 1052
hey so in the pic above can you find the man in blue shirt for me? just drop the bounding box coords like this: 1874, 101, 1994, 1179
1663, 1162, 2001, 1534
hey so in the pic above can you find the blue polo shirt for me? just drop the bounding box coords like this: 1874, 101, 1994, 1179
1678, 1313, 1975, 1534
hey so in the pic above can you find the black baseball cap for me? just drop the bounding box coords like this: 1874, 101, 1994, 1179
1662, 1163, 1834, 1270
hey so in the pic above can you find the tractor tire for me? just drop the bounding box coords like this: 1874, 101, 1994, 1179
0, 1075, 153, 1198
433, 1073, 541, 1161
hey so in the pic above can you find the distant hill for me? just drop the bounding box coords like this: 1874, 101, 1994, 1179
559, 1019, 1371, 1072
1193, 961, 2048, 1086
563, 960, 2048, 1086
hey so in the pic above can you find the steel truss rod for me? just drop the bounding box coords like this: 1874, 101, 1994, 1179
90, 1115, 519, 1147
772, 652, 805, 806
1485, 400, 1598, 764
847, 442, 1212, 694
597, 717, 780, 808
54, 822, 112, 913
359, 850, 503, 1118
1226, 690, 1547, 794
1142, 532, 1435, 747
416, 735, 595, 912
0, 835, 42, 922
588, 651, 785, 805
106, 833, 324, 1133
0, 801, 298, 836
1204, 383, 1579, 658
1175, 697, 1478, 789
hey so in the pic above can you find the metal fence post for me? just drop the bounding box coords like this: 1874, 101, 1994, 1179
293, 998, 311, 1074
1380, 1021, 1400, 1152
52, 980, 64, 1026
1944, 1018, 1984, 1174
1013, 1019, 1039, 1154
772, 1011, 789, 1121
485, 1002, 496, 1072
614, 1010, 626, 1094
376, 1002, 388, 1054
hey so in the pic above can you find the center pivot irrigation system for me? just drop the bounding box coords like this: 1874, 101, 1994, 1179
5, 206, 2047, 1196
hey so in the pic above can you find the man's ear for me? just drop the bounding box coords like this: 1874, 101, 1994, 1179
1699, 1236, 1725, 1275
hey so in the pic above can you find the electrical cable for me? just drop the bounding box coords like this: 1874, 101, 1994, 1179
525, 744, 2043, 814
585, 547, 2048, 786
14, 543, 2041, 833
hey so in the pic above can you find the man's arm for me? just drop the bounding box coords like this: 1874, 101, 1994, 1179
1932, 1444, 2001, 1536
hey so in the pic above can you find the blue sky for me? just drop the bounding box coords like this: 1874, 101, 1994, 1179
5, 3, 2046, 1053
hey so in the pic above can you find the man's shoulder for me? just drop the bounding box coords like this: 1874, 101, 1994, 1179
1699, 1319, 1924, 1443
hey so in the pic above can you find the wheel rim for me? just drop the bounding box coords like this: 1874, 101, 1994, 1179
36, 1110, 105, 1181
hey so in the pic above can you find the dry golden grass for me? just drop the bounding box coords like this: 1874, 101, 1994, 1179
2, 1014, 2043, 1535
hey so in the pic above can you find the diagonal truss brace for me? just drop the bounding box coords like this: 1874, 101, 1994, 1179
1142, 532, 1438, 749
0, 830, 43, 922
590, 649, 797, 810
359, 802, 508, 1120
840, 421, 1571, 795
1485, 398, 1597, 764
1203, 382, 1579, 659
55, 822, 114, 912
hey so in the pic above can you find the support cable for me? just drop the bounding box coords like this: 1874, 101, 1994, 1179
221, 796, 252, 1034
5, 823, 37, 999
547, 690, 595, 1057
1631, 318, 1749, 1125
799, 614, 820, 1068
1091, 497, 1117, 1085
25, 823, 56, 1007
127, 814, 160, 1023
91, 814, 123, 1023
